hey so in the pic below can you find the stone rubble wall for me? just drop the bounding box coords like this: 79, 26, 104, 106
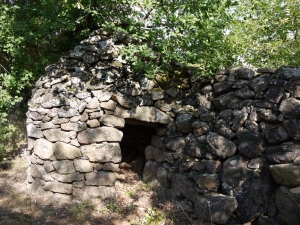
27, 29, 300, 225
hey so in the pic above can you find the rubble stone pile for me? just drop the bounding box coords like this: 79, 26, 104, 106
27, 29, 300, 224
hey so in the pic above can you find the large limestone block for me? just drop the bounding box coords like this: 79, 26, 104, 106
28, 179, 53, 199
34, 138, 55, 160
77, 127, 123, 144
276, 186, 300, 225
222, 155, 274, 223
92, 90, 112, 102
114, 106, 173, 124
279, 98, 300, 118
27, 124, 44, 138
44, 181, 73, 194
236, 129, 262, 158
207, 132, 236, 159
29, 164, 47, 178
52, 160, 76, 174
43, 129, 71, 143
85, 171, 116, 186
261, 122, 289, 144
283, 119, 300, 140
99, 115, 125, 128
81, 143, 122, 163
74, 159, 94, 172
275, 66, 300, 80
50, 172, 84, 183
175, 113, 194, 133
57, 106, 79, 118
194, 195, 238, 224
269, 164, 300, 187
112, 94, 137, 108
53, 142, 81, 160
267, 142, 300, 163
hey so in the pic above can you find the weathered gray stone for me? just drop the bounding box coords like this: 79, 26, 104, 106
29, 164, 47, 178
175, 114, 194, 133
44, 181, 73, 194
196, 93, 212, 109
222, 155, 274, 223
165, 137, 186, 151
41, 122, 60, 130
276, 186, 300, 225
86, 119, 100, 128
235, 86, 255, 99
185, 138, 207, 158
171, 173, 198, 203
77, 127, 123, 144
166, 87, 179, 98
207, 132, 236, 159
269, 164, 300, 187
85, 171, 116, 186
57, 106, 79, 118
213, 92, 235, 110
74, 159, 94, 172
265, 86, 284, 103
261, 122, 289, 144
28, 179, 53, 198
154, 100, 173, 112
52, 118, 69, 125
27, 124, 44, 138
89, 110, 103, 119
259, 109, 278, 121
99, 115, 125, 128
100, 100, 117, 110
194, 173, 220, 192
194, 195, 238, 224
86, 97, 100, 109
113, 94, 137, 108
115, 106, 173, 124
249, 77, 270, 92
284, 81, 300, 98
50, 172, 84, 183
91, 90, 112, 102
81, 143, 122, 163
151, 88, 164, 100
43, 129, 71, 143
214, 81, 234, 94
275, 66, 300, 80
34, 139, 55, 160
53, 142, 81, 160
236, 129, 262, 158
267, 142, 300, 163
283, 119, 300, 140
52, 160, 76, 174
231, 67, 255, 80
103, 162, 119, 171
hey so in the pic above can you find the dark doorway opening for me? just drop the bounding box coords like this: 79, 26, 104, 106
118, 119, 157, 179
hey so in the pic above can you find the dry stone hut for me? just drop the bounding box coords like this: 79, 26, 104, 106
27, 29, 300, 225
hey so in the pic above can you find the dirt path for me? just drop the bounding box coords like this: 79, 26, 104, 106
0, 144, 197, 225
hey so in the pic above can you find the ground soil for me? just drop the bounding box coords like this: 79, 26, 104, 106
0, 143, 198, 225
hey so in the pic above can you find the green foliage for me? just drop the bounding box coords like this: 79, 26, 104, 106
1, 0, 300, 155
228, 0, 300, 67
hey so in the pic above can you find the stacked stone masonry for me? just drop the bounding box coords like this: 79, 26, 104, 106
27, 29, 300, 225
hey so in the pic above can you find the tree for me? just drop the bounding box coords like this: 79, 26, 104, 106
228, 0, 300, 67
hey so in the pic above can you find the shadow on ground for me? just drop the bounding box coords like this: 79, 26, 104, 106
0, 144, 195, 225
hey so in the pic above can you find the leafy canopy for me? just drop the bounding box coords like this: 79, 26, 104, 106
0, 0, 300, 154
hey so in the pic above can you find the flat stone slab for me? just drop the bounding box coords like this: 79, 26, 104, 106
194, 195, 238, 224
54, 142, 81, 159
43, 129, 70, 143
52, 160, 76, 174
269, 163, 300, 187
34, 138, 55, 160
44, 181, 73, 194
81, 143, 122, 163
114, 106, 173, 124
77, 127, 123, 144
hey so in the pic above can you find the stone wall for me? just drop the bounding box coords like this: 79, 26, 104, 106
27, 29, 300, 224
